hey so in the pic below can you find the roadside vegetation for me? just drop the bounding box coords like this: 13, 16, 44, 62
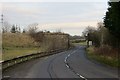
70, 35, 86, 46
72, 41, 86, 46
2, 23, 69, 61
2, 33, 39, 60
83, 1, 120, 67
87, 46, 118, 67
83, 23, 119, 67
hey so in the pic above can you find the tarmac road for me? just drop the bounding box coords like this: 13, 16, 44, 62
3, 45, 119, 80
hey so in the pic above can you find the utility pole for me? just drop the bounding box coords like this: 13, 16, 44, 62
1, 14, 3, 33
1, 14, 3, 27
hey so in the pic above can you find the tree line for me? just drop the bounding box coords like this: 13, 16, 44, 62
82, 1, 119, 67
2, 22, 70, 51
82, 1, 120, 65
83, 1, 120, 48
2, 22, 26, 33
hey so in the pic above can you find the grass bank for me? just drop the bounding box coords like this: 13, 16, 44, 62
2, 47, 44, 61
2, 33, 69, 61
87, 46, 119, 67
2, 33, 41, 61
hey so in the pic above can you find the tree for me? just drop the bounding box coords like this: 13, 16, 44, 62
27, 23, 44, 44
15, 26, 21, 33
104, 1, 120, 49
2, 21, 11, 33
11, 25, 16, 33
27, 23, 38, 33
83, 26, 99, 47
22, 29, 26, 33
18, 27, 21, 33
83, 23, 110, 47
27, 23, 38, 37
104, 1, 120, 39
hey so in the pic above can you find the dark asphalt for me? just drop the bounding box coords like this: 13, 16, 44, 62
3, 45, 119, 79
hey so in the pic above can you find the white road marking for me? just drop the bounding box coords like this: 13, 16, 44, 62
3, 76, 10, 78
68, 54, 70, 57
64, 50, 87, 80
64, 57, 67, 63
66, 64, 70, 68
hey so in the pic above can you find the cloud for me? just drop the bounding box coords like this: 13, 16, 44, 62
1, 0, 109, 2
36, 21, 98, 36
1, 2, 107, 35
62, 11, 104, 22
2, 3, 47, 15
61, 3, 107, 22
37, 21, 98, 30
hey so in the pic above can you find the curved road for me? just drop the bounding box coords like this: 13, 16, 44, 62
3, 45, 119, 79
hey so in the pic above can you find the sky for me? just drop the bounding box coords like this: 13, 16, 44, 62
0, 0, 109, 36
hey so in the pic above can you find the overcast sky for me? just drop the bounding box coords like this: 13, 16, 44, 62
0, 0, 109, 35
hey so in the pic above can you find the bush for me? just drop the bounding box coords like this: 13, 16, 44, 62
94, 45, 118, 58
87, 46, 119, 67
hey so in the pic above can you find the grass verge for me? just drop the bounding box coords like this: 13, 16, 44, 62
2, 47, 44, 61
87, 47, 119, 68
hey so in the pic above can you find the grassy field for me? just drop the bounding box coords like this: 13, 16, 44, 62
2, 47, 44, 61
2, 33, 42, 61
2, 33, 68, 61
72, 41, 87, 46
87, 47, 119, 67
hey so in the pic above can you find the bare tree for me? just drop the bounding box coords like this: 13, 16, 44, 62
27, 23, 44, 44
11, 25, 16, 33
27, 23, 38, 34
55, 28, 62, 34
83, 26, 97, 47
2, 21, 11, 33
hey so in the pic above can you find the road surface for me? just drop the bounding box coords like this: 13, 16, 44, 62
3, 45, 119, 80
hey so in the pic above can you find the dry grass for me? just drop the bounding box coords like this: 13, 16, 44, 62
42, 34, 68, 51
2, 33, 39, 47
2, 47, 42, 61
2, 33, 69, 61
2, 33, 41, 60
94, 45, 118, 58
87, 46, 119, 67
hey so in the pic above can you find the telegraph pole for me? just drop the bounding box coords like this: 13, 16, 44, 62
1, 14, 3, 33
1, 14, 3, 27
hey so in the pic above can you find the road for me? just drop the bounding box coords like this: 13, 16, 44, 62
3, 45, 119, 80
